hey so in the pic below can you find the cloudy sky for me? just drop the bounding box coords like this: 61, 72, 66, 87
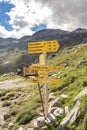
0, 0, 87, 38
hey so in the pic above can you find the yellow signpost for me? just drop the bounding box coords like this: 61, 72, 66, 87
39, 53, 46, 65
28, 40, 60, 54
29, 64, 61, 71
28, 40, 61, 119
30, 78, 61, 84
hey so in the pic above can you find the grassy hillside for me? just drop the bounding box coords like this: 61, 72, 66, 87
0, 50, 39, 75
0, 43, 87, 130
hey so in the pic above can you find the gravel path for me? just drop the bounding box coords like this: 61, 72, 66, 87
0, 78, 32, 90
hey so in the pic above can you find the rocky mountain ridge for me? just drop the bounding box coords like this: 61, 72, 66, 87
0, 28, 87, 74
0, 28, 87, 51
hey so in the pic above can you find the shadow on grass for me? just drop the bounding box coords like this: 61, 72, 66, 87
46, 121, 58, 130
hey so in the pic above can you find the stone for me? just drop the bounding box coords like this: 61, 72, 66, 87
57, 101, 80, 130
73, 87, 87, 102
63, 63, 69, 68
17, 127, 24, 130
36, 117, 45, 128
32, 119, 39, 129
45, 113, 56, 124
51, 74, 57, 77
27, 128, 34, 130
76, 60, 87, 68
53, 107, 64, 117
48, 107, 58, 113
38, 112, 43, 116
49, 98, 61, 108
48, 93, 56, 101
15, 93, 22, 99
60, 94, 68, 99
41, 125, 47, 130
65, 106, 69, 114
32, 117, 45, 128
1, 74, 9, 77
61, 87, 68, 92
8, 123, 14, 130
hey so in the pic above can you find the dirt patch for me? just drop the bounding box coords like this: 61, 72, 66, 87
0, 78, 34, 90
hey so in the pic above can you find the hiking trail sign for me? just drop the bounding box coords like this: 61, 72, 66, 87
29, 64, 61, 71
28, 40, 60, 54
29, 78, 61, 84
28, 40, 61, 119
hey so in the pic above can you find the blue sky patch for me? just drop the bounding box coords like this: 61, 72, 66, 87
31, 24, 47, 32
0, 1, 15, 31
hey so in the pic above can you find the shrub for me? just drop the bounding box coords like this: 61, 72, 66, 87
16, 110, 37, 124
10, 109, 19, 116
0, 90, 10, 97
83, 81, 87, 87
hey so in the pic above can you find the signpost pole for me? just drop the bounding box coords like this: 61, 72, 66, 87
37, 82, 46, 119
39, 52, 48, 119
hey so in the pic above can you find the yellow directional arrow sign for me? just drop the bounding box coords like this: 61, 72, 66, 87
28, 40, 60, 54
29, 78, 61, 84
29, 64, 61, 71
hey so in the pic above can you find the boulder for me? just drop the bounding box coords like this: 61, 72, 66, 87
49, 98, 61, 108
74, 87, 87, 102
57, 101, 80, 130
61, 87, 68, 92
45, 113, 56, 124
53, 107, 64, 117
60, 94, 68, 99
48, 93, 56, 101
64, 106, 69, 114
8, 123, 14, 130
32, 117, 45, 128
41, 125, 47, 130
36, 117, 45, 128
76, 60, 87, 68
48, 107, 58, 113
17, 127, 24, 130
32, 119, 39, 129
15, 92, 22, 99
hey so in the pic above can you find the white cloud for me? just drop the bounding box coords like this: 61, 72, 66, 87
0, 26, 11, 37
0, 0, 87, 38
0, 25, 33, 38
4, 0, 52, 38
0, 0, 52, 38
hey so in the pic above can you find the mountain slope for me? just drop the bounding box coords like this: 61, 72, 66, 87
0, 43, 87, 130
0, 28, 87, 75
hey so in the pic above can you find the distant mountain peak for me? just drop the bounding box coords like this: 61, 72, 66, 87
73, 28, 87, 33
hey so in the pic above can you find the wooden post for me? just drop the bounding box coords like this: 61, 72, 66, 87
39, 53, 48, 118
37, 82, 46, 119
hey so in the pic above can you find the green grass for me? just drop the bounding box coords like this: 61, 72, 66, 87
0, 75, 19, 82
2, 101, 12, 107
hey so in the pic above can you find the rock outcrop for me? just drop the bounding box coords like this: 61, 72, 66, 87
74, 87, 87, 102
57, 101, 80, 130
